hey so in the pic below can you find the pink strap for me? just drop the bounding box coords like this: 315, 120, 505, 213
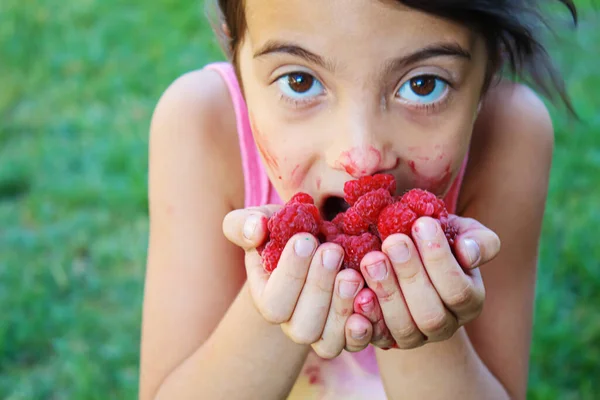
203, 62, 271, 208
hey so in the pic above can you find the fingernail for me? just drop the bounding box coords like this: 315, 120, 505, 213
339, 280, 360, 298
366, 261, 387, 281
464, 238, 481, 266
322, 249, 343, 271
387, 241, 410, 263
360, 298, 375, 313
295, 238, 316, 258
352, 329, 368, 340
415, 218, 438, 240
243, 215, 260, 240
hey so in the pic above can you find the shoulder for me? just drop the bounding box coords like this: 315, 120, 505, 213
458, 81, 554, 215
149, 67, 244, 210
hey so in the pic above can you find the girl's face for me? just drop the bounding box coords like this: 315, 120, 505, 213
237, 0, 488, 217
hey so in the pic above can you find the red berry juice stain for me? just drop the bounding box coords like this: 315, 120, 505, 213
304, 365, 323, 385
335, 146, 382, 177
409, 160, 453, 193
250, 117, 279, 172
316, 177, 322, 190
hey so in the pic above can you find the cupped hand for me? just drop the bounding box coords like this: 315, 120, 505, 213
354, 215, 501, 349
223, 206, 375, 358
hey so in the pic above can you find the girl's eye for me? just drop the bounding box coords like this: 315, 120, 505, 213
397, 75, 448, 104
276, 72, 324, 99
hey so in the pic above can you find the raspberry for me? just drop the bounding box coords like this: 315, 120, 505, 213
353, 188, 394, 225
267, 203, 320, 246
377, 202, 418, 241
290, 192, 314, 205
443, 222, 459, 246
343, 174, 397, 206
261, 241, 284, 273
379, 188, 457, 243
332, 212, 345, 230
399, 188, 446, 217
342, 207, 371, 235
334, 233, 381, 271
320, 221, 341, 242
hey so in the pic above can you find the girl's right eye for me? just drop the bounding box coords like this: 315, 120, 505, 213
276, 72, 324, 100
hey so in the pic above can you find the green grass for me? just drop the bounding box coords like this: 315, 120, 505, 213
0, 1, 598, 398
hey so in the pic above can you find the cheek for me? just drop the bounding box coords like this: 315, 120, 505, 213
251, 117, 280, 174
250, 115, 311, 193
407, 145, 456, 193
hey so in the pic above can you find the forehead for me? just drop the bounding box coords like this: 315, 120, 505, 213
244, 0, 477, 55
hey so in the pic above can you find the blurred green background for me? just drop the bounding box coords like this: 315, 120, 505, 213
0, 0, 598, 399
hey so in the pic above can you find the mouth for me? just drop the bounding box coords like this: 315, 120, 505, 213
320, 196, 350, 221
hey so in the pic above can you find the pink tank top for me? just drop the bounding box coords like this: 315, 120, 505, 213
204, 62, 469, 400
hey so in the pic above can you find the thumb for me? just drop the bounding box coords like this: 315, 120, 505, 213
222, 205, 281, 250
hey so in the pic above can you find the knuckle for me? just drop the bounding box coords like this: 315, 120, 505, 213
287, 328, 320, 345
418, 312, 450, 336
312, 343, 342, 360
394, 264, 420, 283
423, 245, 448, 266
395, 335, 424, 349
283, 265, 309, 283
335, 305, 353, 318
377, 288, 398, 304
306, 276, 335, 297
446, 282, 476, 309
260, 305, 288, 324
391, 323, 419, 343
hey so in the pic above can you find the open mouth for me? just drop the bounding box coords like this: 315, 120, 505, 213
320, 196, 350, 221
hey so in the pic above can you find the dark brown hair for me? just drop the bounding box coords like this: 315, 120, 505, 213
211, 0, 577, 114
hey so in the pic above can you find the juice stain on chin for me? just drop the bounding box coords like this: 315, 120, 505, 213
335, 146, 382, 177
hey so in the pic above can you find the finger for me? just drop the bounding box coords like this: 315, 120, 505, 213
354, 288, 395, 348
245, 249, 270, 305
260, 233, 317, 324
281, 243, 344, 344
382, 234, 458, 342
344, 314, 373, 352
448, 215, 501, 269
222, 205, 281, 250
412, 217, 485, 324
312, 269, 364, 359
360, 252, 425, 349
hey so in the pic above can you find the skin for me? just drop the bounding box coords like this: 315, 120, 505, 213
139, 1, 554, 399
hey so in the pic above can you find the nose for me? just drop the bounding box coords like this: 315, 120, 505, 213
327, 108, 398, 178
335, 146, 387, 177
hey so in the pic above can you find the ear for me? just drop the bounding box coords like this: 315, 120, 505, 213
222, 23, 232, 39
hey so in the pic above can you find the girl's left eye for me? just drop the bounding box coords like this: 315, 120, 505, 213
276, 72, 324, 100
397, 75, 448, 104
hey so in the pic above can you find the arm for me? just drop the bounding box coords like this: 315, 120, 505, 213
138, 69, 310, 400
374, 83, 553, 399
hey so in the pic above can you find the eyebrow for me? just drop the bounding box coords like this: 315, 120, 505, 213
253, 40, 472, 72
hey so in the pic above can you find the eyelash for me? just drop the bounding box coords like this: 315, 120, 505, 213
273, 73, 455, 112
399, 79, 453, 114
278, 92, 317, 109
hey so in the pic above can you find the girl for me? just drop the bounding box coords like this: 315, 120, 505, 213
139, 1, 577, 399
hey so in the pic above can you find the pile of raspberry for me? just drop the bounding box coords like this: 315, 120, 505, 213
258, 174, 458, 273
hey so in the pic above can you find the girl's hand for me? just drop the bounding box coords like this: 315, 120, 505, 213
354, 215, 501, 349
223, 207, 374, 358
